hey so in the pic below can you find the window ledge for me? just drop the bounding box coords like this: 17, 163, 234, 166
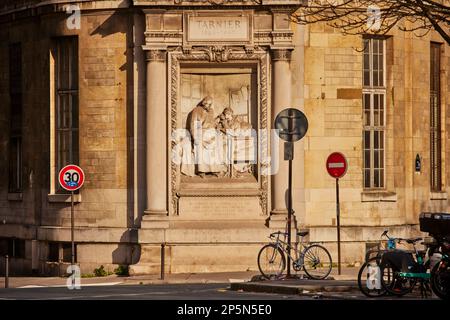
361, 191, 397, 202
47, 194, 82, 203
430, 192, 447, 201
7, 193, 23, 201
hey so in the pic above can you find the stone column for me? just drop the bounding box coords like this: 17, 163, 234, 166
270, 49, 292, 223
133, 12, 146, 227
143, 49, 168, 226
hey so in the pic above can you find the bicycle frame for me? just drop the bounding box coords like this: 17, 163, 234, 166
364, 230, 398, 262
269, 231, 307, 266
396, 242, 432, 280
359, 230, 444, 298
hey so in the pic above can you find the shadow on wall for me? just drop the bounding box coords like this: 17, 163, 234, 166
111, 229, 141, 268
88, 4, 146, 268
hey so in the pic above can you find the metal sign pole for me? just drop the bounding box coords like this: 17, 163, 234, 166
336, 178, 341, 275
275, 108, 308, 280
5, 255, 9, 288
287, 146, 293, 278
71, 190, 75, 285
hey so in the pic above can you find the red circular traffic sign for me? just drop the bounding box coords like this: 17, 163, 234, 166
59, 165, 85, 191
326, 152, 348, 179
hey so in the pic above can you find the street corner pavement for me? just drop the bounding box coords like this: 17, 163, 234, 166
0, 274, 125, 289
0, 268, 360, 296
0, 271, 261, 289
120, 271, 261, 285
229, 268, 360, 298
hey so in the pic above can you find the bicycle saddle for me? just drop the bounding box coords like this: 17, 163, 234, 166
297, 231, 309, 237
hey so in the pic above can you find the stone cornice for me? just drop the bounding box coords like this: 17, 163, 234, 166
0, 0, 305, 18
0, 0, 131, 16
134, 0, 305, 6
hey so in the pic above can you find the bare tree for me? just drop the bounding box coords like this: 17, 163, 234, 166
291, 0, 450, 45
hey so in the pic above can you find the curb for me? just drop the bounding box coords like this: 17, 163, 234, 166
121, 280, 225, 285
230, 282, 359, 295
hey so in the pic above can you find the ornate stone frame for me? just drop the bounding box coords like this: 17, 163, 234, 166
168, 46, 270, 217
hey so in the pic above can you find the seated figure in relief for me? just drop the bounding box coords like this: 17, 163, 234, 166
216, 107, 255, 177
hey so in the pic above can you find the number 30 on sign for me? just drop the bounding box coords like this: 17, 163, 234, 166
59, 165, 85, 191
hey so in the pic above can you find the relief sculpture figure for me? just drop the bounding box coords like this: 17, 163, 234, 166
216, 107, 255, 177
180, 97, 255, 179
187, 96, 226, 178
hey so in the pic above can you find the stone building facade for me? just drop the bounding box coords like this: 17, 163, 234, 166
0, 0, 448, 275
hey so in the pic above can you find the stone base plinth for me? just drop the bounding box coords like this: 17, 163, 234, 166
132, 243, 264, 274
141, 212, 169, 229
268, 211, 298, 230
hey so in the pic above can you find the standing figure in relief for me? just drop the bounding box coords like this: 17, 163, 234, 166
187, 96, 225, 178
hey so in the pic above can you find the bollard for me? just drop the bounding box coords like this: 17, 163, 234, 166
5, 255, 9, 288
160, 243, 165, 280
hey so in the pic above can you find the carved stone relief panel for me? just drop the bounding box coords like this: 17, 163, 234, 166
168, 48, 270, 217
142, 7, 299, 219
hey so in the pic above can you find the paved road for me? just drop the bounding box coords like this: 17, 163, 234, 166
0, 283, 440, 300
0, 283, 440, 320
0, 283, 319, 300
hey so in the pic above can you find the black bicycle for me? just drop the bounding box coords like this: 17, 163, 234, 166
429, 236, 450, 300
358, 230, 436, 298
258, 230, 332, 280
420, 212, 450, 300
357, 230, 398, 298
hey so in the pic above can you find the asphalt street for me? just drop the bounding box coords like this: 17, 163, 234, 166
0, 283, 439, 300
0, 283, 316, 300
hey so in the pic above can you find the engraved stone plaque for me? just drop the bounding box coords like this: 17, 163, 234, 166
179, 196, 262, 219
187, 15, 250, 42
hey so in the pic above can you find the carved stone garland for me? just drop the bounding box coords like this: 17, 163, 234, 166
169, 46, 269, 216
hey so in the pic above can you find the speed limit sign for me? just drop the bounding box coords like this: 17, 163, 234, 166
59, 164, 85, 191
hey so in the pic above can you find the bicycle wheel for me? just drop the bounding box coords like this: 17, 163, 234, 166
302, 244, 332, 280
380, 262, 416, 296
357, 257, 387, 298
431, 261, 450, 300
257, 244, 286, 280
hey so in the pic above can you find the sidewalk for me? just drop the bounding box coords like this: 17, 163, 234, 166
229, 267, 360, 297
0, 267, 359, 293
0, 275, 124, 289
0, 271, 260, 289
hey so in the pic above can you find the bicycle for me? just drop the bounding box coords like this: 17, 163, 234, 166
379, 236, 435, 298
357, 230, 398, 298
358, 229, 438, 298
430, 236, 450, 300
419, 212, 450, 300
257, 230, 332, 280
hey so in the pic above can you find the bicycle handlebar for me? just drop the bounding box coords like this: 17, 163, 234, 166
381, 230, 423, 245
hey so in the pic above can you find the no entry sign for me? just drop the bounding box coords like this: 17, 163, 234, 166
326, 152, 348, 276
326, 152, 348, 179
59, 164, 85, 191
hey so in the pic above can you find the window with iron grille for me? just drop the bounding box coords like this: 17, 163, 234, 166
363, 38, 386, 189
54, 37, 79, 192
430, 43, 442, 192
9, 43, 23, 193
